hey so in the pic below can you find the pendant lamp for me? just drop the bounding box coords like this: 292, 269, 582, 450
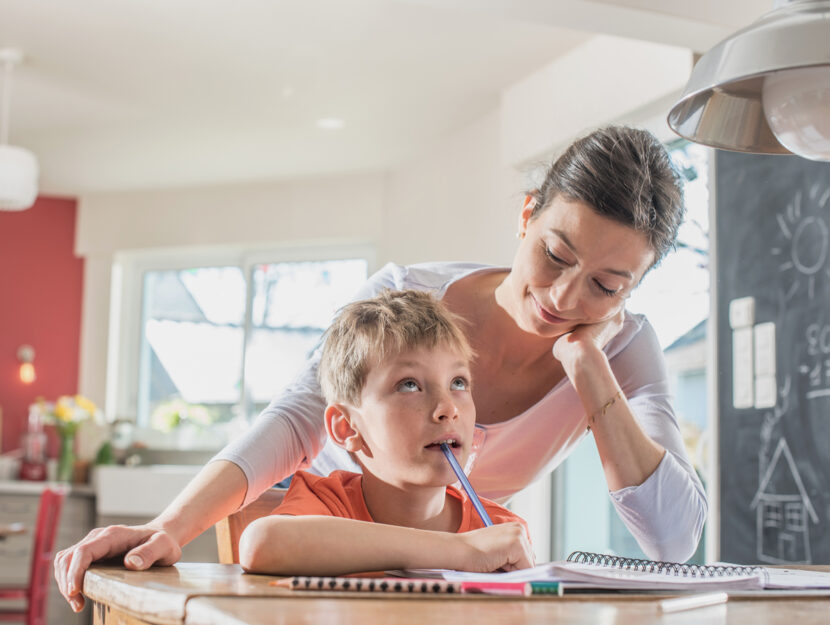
0, 48, 39, 211
668, 0, 830, 162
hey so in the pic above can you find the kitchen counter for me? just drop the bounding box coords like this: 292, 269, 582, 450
0, 479, 95, 496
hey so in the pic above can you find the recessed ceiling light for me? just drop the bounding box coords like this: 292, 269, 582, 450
316, 117, 345, 130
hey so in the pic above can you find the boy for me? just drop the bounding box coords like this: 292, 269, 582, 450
239, 290, 534, 576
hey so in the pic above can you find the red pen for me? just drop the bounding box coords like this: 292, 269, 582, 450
460, 581, 530, 596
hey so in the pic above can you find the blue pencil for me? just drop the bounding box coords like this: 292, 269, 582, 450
440, 442, 493, 527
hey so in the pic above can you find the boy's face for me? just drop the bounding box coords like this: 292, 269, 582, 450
344, 344, 475, 489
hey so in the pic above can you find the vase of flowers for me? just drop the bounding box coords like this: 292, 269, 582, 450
43, 395, 101, 482
57, 428, 76, 482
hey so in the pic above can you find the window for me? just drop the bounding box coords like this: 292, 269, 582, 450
764, 502, 783, 528
109, 247, 370, 447
785, 502, 805, 531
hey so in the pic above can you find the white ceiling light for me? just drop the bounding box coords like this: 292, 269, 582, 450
668, 0, 830, 162
0, 48, 39, 211
316, 117, 345, 130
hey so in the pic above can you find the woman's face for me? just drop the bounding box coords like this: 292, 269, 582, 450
505, 195, 656, 339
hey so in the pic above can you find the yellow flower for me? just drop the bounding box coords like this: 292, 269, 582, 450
54, 397, 74, 422
75, 395, 98, 416
52, 395, 97, 424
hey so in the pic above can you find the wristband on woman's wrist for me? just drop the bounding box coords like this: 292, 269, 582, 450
586, 388, 624, 431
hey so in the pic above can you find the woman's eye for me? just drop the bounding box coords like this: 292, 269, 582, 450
544, 247, 566, 264
397, 379, 421, 392
451, 377, 469, 391
594, 280, 619, 297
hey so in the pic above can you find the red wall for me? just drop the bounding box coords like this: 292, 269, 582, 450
0, 196, 84, 454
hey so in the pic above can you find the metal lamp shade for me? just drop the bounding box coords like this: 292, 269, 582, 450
668, 0, 830, 156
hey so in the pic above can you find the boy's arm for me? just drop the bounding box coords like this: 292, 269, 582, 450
238, 515, 533, 576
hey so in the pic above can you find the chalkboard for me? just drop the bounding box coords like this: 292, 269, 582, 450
717, 150, 830, 565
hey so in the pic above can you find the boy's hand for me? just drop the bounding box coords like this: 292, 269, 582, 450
455, 522, 535, 572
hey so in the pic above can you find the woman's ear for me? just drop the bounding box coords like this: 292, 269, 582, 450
325, 404, 364, 452
518, 194, 537, 237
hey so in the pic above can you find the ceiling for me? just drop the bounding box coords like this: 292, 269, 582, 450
1, 0, 771, 195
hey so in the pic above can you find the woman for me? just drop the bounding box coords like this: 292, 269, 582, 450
55, 126, 706, 612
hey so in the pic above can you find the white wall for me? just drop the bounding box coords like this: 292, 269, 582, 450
501, 35, 693, 167
383, 110, 522, 268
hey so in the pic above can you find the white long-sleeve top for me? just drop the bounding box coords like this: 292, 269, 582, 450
214, 262, 707, 562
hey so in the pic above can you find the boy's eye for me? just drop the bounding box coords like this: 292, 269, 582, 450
450, 377, 469, 391
396, 379, 421, 392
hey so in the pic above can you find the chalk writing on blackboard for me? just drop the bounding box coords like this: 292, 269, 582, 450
771, 186, 830, 302
800, 323, 830, 399
751, 437, 819, 564
759, 376, 790, 484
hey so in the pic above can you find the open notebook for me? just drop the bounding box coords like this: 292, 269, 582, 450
400, 551, 830, 591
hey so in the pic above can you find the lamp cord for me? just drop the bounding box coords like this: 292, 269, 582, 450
0, 57, 11, 145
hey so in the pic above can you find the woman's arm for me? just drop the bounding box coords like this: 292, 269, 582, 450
564, 345, 666, 490
56, 367, 332, 613
238, 515, 534, 576
54, 460, 247, 612
555, 313, 707, 562
554, 313, 665, 490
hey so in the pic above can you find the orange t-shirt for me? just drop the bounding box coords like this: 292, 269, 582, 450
273, 470, 529, 535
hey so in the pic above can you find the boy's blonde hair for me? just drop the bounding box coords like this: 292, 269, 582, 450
318, 290, 474, 405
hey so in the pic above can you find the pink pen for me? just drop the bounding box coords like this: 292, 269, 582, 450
460, 581, 530, 596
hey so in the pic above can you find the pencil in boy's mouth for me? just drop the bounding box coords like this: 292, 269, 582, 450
425, 438, 461, 449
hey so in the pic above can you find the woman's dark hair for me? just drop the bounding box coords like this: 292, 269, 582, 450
528, 126, 684, 267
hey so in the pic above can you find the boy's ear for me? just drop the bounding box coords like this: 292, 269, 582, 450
325, 404, 364, 452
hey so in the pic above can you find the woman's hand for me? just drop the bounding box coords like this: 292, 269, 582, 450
552, 308, 625, 371
455, 522, 535, 572
54, 523, 182, 612
54, 460, 249, 612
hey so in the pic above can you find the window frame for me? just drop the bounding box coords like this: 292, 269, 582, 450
106, 243, 375, 428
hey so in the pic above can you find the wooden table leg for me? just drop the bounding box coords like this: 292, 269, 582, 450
92, 601, 156, 625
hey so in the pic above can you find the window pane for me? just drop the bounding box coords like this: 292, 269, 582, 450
247, 259, 368, 415
138, 267, 246, 429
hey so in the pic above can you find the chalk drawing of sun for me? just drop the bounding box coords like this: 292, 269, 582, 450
772, 184, 830, 302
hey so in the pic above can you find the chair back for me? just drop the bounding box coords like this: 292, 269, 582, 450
215, 487, 287, 564
29, 487, 66, 625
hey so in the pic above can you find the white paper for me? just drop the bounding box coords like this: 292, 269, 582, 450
399, 561, 830, 592
763, 567, 830, 589
425, 561, 766, 591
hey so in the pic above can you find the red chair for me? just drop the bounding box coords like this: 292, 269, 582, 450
0, 487, 66, 625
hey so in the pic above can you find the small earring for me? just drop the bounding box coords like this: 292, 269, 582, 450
516, 232, 525, 240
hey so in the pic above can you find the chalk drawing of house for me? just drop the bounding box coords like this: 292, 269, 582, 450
751, 438, 818, 564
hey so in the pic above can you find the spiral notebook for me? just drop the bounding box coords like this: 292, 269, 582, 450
419, 551, 830, 591
545, 552, 765, 591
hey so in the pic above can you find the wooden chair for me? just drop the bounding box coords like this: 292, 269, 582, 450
215, 488, 287, 564
0, 487, 66, 625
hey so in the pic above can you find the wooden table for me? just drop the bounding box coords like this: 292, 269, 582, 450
83, 563, 830, 625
